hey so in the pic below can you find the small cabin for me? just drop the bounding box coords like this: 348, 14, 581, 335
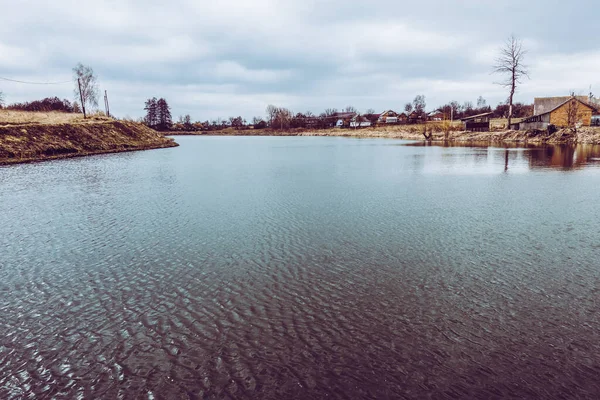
461, 112, 492, 132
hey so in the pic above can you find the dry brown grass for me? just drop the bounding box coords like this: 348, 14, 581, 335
0, 109, 112, 126
0, 120, 177, 165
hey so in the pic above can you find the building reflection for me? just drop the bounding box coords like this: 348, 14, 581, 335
526, 145, 600, 170
405, 141, 600, 171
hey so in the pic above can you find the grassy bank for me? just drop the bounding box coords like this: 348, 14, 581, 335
0, 111, 177, 165
172, 123, 600, 145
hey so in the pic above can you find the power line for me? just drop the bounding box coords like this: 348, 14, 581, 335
0, 76, 71, 85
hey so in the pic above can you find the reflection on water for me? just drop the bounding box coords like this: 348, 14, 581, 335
2, 137, 600, 399
406, 141, 600, 171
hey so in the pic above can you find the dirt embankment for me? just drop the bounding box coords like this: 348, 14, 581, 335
174, 125, 600, 144
0, 119, 178, 165
435, 127, 600, 144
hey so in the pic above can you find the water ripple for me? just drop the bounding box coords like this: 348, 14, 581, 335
1, 137, 600, 398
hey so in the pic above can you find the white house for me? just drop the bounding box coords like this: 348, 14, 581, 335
350, 115, 371, 128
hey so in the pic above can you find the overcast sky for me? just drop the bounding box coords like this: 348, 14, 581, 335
1, 0, 598, 121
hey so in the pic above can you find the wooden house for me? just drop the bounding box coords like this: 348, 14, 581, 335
407, 111, 423, 124
534, 96, 589, 115
461, 112, 493, 132
518, 97, 596, 130
378, 110, 400, 124
427, 111, 444, 121
363, 113, 381, 125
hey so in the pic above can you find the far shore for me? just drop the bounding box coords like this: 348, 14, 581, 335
168, 125, 600, 145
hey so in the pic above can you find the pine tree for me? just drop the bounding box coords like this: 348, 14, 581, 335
144, 97, 158, 128
156, 98, 172, 131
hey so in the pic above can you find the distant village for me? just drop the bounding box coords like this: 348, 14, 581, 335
166, 93, 600, 133
3, 92, 599, 135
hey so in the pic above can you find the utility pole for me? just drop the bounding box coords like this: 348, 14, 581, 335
104, 90, 110, 118
77, 78, 86, 118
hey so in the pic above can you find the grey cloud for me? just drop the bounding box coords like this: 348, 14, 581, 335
1, 0, 599, 120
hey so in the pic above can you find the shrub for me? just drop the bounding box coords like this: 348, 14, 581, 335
7, 97, 75, 113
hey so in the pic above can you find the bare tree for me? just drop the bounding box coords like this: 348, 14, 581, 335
477, 96, 487, 109
413, 95, 426, 116
493, 35, 529, 129
275, 107, 292, 130
266, 104, 278, 126
450, 100, 460, 120
565, 94, 584, 132
229, 116, 244, 129
0, 90, 4, 108
180, 114, 192, 129
324, 108, 338, 117
404, 103, 413, 115
344, 105, 357, 114
266, 105, 293, 130
73, 63, 99, 118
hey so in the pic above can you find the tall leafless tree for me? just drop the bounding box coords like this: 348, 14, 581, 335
493, 35, 529, 129
413, 95, 426, 117
566, 94, 582, 132
266, 104, 278, 126
265, 105, 292, 130
73, 63, 99, 118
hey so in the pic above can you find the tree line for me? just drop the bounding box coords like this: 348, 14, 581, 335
139, 93, 534, 133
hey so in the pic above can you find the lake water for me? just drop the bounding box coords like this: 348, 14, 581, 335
2, 136, 600, 399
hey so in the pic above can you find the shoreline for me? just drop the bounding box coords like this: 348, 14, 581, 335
169, 126, 600, 145
0, 142, 176, 166
0, 120, 178, 166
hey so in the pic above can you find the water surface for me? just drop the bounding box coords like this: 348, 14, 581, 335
2, 137, 600, 399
